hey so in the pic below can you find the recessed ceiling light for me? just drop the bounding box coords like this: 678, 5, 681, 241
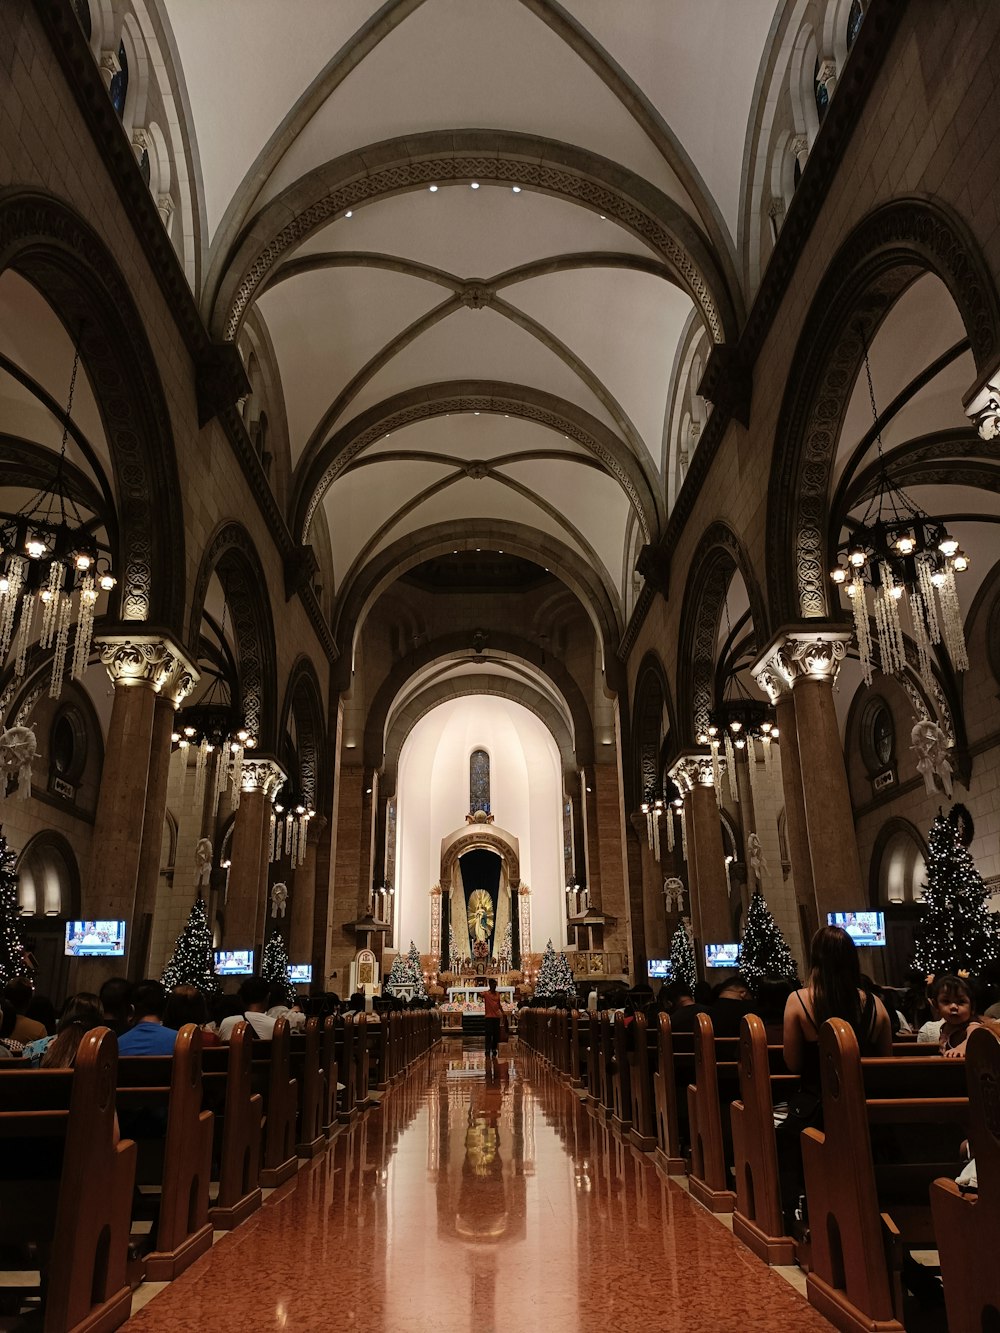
470, 182, 480, 190
498, 550, 503, 554
599, 214, 606, 220
345, 210, 353, 218
429, 184, 438, 192
512, 186, 521, 194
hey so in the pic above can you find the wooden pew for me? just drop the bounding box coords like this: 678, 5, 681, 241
373, 1014, 390, 1090
116, 1024, 214, 1280
251, 1017, 298, 1187
596, 1012, 616, 1122
353, 1013, 370, 1112
730, 1013, 800, 1263
653, 1013, 686, 1175
0, 1027, 136, 1333
627, 1013, 657, 1152
569, 1010, 587, 1088
802, 1017, 969, 1333
687, 1013, 738, 1212
931, 1024, 1000, 1333
290, 1017, 325, 1158
202, 1022, 263, 1229
584, 1012, 602, 1106
337, 1014, 359, 1123
320, 1015, 340, 1138
611, 1014, 633, 1135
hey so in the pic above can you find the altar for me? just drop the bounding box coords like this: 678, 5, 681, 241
446, 986, 516, 1010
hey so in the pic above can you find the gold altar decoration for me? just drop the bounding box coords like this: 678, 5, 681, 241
467, 888, 495, 944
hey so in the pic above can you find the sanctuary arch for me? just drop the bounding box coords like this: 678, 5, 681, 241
439, 821, 524, 970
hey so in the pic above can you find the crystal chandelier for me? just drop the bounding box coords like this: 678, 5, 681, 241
640, 783, 683, 862
830, 333, 969, 691
270, 782, 315, 869
0, 336, 116, 697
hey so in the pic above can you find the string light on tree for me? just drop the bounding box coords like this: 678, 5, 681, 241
161, 894, 219, 996
913, 805, 1000, 977
261, 929, 294, 1006
0, 828, 25, 988
669, 918, 696, 992
534, 938, 575, 997
739, 891, 799, 992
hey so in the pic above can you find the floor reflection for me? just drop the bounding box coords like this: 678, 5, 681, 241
123, 1040, 832, 1333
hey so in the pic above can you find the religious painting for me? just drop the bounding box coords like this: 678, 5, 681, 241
589, 952, 605, 974
356, 948, 376, 986
467, 889, 495, 960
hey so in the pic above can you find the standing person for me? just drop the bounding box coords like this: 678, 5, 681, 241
482, 977, 505, 1060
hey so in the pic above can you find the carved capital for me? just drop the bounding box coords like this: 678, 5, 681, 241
667, 751, 716, 793
239, 756, 287, 799
965, 376, 1000, 441
99, 49, 120, 89
157, 193, 175, 225
816, 58, 838, 87
790, 135, 809, 162
752, 626, 852, 696
95, 633, 200, 702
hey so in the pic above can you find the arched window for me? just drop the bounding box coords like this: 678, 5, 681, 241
793, 156, 802, 189
139, 147, 151, 186
847, 0, 865, 51
109, 39, 128, 120
814, 58, 829, 123
469, 749, 490, 815
74, 0, 92, 40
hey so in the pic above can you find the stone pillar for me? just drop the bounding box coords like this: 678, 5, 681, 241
313, 696, 342, 986
329, 765, 377, 981
753, 629, 861, 921
289, 821, 320, 966
590, 761, 632, 966
225, 757, 285, 955
669, 754, 732, 952
83, 636, 196, 981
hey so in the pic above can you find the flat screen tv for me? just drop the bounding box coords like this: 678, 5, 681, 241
214, 949, 255, 976
827, 910, 886, 947
647, 959, 672, 979
704, 942, 741, 969
288, 964, 312, 983
64, 921, 126, 957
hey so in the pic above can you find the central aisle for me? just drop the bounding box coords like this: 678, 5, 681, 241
124, 1041, 831, 1333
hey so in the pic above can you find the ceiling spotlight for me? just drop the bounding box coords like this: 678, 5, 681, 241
429, 184, 439, 192
512, 186, 521, 193
344, 210, 353, 218
599, 214, 607, 220
470, 182, 480, 190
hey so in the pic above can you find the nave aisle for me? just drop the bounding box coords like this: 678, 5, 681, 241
123, 1042, 830, 1333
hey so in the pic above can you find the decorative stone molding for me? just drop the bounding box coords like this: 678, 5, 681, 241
790, 135, 809, 166
698, 343, 752, 427
965, 376, 1000, 441
668, 752, 717, 793
99, 49, 120, 90
95, 634, 200, 703
752, 627, 852, 697
157, 193, 175, 229
196, 343, 252, 429
816, 58, 838, 97
239, 757, 286, 799
460, 282, 494, 310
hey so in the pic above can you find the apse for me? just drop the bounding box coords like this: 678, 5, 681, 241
395, 694, 565, 955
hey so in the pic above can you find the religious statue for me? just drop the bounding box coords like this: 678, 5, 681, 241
910, 719, 953, 797
748, 832, 768, 886
467, 889, 495, 946
270, 881, 288, 919
195, 837, 213, 887
0, 724, 36, 802
662, 877, 684, 912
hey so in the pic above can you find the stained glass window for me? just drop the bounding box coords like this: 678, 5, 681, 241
139, 147, 150, 186
814, 59, 829, 124
847, 0, 865, 50
470, 749, 490, 814
110, 40, 128, 120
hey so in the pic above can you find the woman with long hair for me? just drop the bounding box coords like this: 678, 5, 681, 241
39, 992, 104, 1069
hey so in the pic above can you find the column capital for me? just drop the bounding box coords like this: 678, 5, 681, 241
667, 751, 716, 794
95, 632, 200, 702
751, 625, 852, 699
965, 371, 1000, 441
239, 756, 286, 799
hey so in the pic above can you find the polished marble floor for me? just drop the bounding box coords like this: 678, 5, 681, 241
123, 1040, 831, 1333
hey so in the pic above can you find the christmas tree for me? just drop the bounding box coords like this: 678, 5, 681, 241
914, 808, 1000, 977
262, 930, 294, 1005
0, 829, 24, 989
669, 918, 697, 993
447, 921, 458, 971
534, 938, 575, 998
406, 940, 428, 998
385, 952, 409, 995
161, 894, 219, 996
739, 891, 799, 992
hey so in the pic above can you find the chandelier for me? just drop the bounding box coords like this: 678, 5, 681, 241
0, 336, 116, 697
270, 782, 315, 868
640, 783, 683, 862
830, 332, 969, 691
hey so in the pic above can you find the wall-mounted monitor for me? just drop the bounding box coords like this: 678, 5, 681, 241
827, 911, 886, 947
647, 959, 672, 979
65, 921, 126, 957
214, 949, 255, 976
704, 942, 741, 969
288, 964, 312, 983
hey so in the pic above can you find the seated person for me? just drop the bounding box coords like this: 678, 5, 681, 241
117, 979, 178, 1055
98, 976, 134, 1035
3, 978, 47, 1045
164, 985, 221, 1046
930, 974, 982, 1058
0, 997, 24, 1058
40, 994, 104, 1068
218, 976, 277, 1041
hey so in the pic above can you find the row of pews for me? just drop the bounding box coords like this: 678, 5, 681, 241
0, 1008, 440, 1333
519, 1006, 1000, 1332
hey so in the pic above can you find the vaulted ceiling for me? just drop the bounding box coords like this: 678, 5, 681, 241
160, 0, 780, 640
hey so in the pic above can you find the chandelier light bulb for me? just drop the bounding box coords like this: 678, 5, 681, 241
848, 547, 866, 568
894, 533, 916, 556
830, 566, 847, 585
274, 804, 284, 815
178, 738, 189, 749
237, 729, 250, 743
25, 538, 46, 558
98, 573, 116, 591
938, 535, 959, 557
951, 551, 970, 572
171, 731, 181, 743
889, 584, 904, 600
230, 741, 240, 753
0, 577, 8, 593
730, 719, 742, 733
771, 727, 779, 738
75, 553, 92, 570
183, 725, 196, 738
39, 589, 52, 604
735, 737, 746, 749
931, 569, 947, 588
697, 733, 708, 745
707, 723, 718, 737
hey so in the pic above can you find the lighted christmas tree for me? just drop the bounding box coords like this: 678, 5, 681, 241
385, 952, 409, 996
161, 894, 219, 996
406, 940, 428, 998
534, 938, 575, 998
447, 921, 458, 971
262, 930, 294, 1005
739, 891, 799, 992
913, 807, 1000, 977
669, 918, 697, 993
0, 829, 25, 989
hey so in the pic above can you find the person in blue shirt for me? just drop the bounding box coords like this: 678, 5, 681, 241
117, 979, 178, 1055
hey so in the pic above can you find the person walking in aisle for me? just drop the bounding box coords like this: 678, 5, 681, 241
482, 977, 505, 1059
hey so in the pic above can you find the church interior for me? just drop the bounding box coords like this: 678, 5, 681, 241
2, 0, 1000, 1329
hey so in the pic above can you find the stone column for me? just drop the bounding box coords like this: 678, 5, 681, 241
225, 757, 285, 955
669, 754, 732, 951
83, 636, 196, 981
590, 761, 632, 966
288, 820, 320, 966
753, 629, 861, 921
329, 765, 377, 981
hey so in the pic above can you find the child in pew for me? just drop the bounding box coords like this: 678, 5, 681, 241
929, 974, 984, 1058
777, 925, 893, 1233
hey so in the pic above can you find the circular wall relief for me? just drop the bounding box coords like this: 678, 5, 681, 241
860, 697, 895, 775
49, 705, 88, 786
